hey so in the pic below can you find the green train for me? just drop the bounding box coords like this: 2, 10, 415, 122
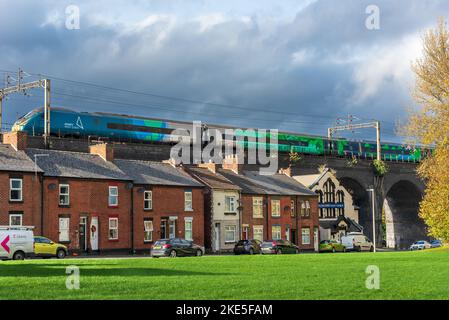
12, 107, 427, 162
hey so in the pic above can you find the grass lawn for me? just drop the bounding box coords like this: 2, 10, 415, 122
1, 248, 449, 300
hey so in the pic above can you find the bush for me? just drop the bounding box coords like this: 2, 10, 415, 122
373, 159, 389, 176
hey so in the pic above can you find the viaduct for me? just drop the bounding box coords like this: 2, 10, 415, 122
26, 135, 427, 249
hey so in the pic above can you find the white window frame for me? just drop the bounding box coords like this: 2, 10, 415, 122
184, 218, 193, 240
144, 220, 153, 242
59, 184, 70, 206
9, 214, 23, 226
272, 225, 282, 240
252, 197, 263, 218
224, 225, 236, 243
108, 186, 118, 206
9, 178, 22, 202
144, 190, 152, 210
253, 225, 264, 242
109, 217, 119, 240
59, 217, 70, 242
224, 196, 236, 213
184, 191, 193, 211
291, 200, 295, 217
302, 228, 311, 245
271, 199, 281, 217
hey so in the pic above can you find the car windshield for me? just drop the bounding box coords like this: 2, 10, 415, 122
261, 241, 274, 247
417, 241, 424, 244
154, 240, 168, 245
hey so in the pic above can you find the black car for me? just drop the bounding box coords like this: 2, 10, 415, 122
261, 240, 300, 254
234, 239, 262, 255
151, 238, 204, 258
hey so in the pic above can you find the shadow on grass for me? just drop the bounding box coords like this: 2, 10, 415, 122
0, 263, 230, 278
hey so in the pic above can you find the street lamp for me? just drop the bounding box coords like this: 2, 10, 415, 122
366, 188, 376, 252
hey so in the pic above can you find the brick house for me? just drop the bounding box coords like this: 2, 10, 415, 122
0, 132, 43, 233
26, 143, 133, 254
114, 159, 205, 252
218, 159, 320, 251
184, 163, 241, 253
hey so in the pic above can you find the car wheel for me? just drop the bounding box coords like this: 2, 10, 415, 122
169, 250, 177, 258
196, 249, 203, 257
343, 247, 346, 253
295, 248, 300, 254
249, 248, 254, 255
57, 249, 66, 259
370, 246, 374, 252
277, 249, 282, 255
332, 247, 336, 253
13, 251, 25, 260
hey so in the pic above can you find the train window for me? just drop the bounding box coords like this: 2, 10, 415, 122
107, 123, 175, 135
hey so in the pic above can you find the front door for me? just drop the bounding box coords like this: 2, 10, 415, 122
79, 217, 87, 252
242, 226, 248, 240
160, 220, 167, 239
90, 217, 98, 251
169, 219, 176, 239
291, 229, 297, 245
214, 223, 220, 252
313, 227, 319, 252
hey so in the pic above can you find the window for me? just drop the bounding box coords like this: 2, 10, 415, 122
337, 190, 345, 216
9, 214, 22, 226
59, 184, 70, 205
144, 219, 153, 242
272, 225, 282, 240
109, 217, 118, 240
10, 178, 22, 201
185, 218, 193, 240
316, 190, 324, 218
144, 191, 152, 210
302, 228, 310, 245
324, 178, 336, 218
305, 201, 311, 217
109, 186, 118, 206
271, 199, 281, 217
225, 225, 236, 243
225, 196, 236, 212
252, 197, 263, 218
253, 225, 264, 242
184, 191, 193, 211
290, 199, 296, 217
59, 217, 70, 242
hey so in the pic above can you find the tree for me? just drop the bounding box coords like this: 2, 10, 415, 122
404, 18, 449, 241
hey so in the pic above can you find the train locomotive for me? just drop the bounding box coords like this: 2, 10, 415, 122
11, 107, 425, 162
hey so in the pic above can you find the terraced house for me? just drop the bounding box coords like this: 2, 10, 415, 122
114, 159, 205, 252
218, 157, 320, 251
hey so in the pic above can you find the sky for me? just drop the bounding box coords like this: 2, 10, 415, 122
0, 0, 448, 143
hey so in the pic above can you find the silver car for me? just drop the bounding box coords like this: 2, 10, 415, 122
410, 240, 432, 250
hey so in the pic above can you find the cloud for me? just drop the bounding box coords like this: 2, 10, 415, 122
0, 0, 447, 142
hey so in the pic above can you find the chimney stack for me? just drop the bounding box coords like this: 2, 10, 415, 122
279, 166, 292, 177
89, 143, 114, 162
3, 131, 28, 151
222, 154, 243, 174
198, 160, 216, 173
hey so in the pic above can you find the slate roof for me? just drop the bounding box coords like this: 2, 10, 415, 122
218, 169, 316, 196
0, 144, 42, 173
114, 159, 203, 187
320, 216, 364, 233
186, 166, 241, 190
25, 148, 131, 180
293, 168, 330, 188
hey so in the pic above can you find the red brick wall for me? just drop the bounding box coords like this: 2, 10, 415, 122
0, 172, 42, 234
297, 195, 320, 250
241, 194, 266, 239
42, 178, 132, 252
132, 186, 204, 251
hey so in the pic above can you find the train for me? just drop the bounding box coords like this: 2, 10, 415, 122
11, 107, 427, 162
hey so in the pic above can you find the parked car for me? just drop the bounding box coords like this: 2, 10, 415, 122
234, 239, 262, 255
261, 240, 299, 254
410, 240, 432, 250
319, 240, 346, 253
341, 233, 374, 252
0, 226, 34, 260
151, 238, 204, 258
34, 236, 68, 259
430, 239, 442, 248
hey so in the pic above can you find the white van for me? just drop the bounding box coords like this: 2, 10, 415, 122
0, 226, 35, 260
341, 232, 374, 252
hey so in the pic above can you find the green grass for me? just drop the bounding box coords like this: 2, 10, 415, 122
1, 248, 449, 300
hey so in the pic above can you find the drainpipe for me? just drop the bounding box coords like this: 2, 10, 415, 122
130, 184, 134, 254
40, 174, 44, 236
265, 195, 269, 240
